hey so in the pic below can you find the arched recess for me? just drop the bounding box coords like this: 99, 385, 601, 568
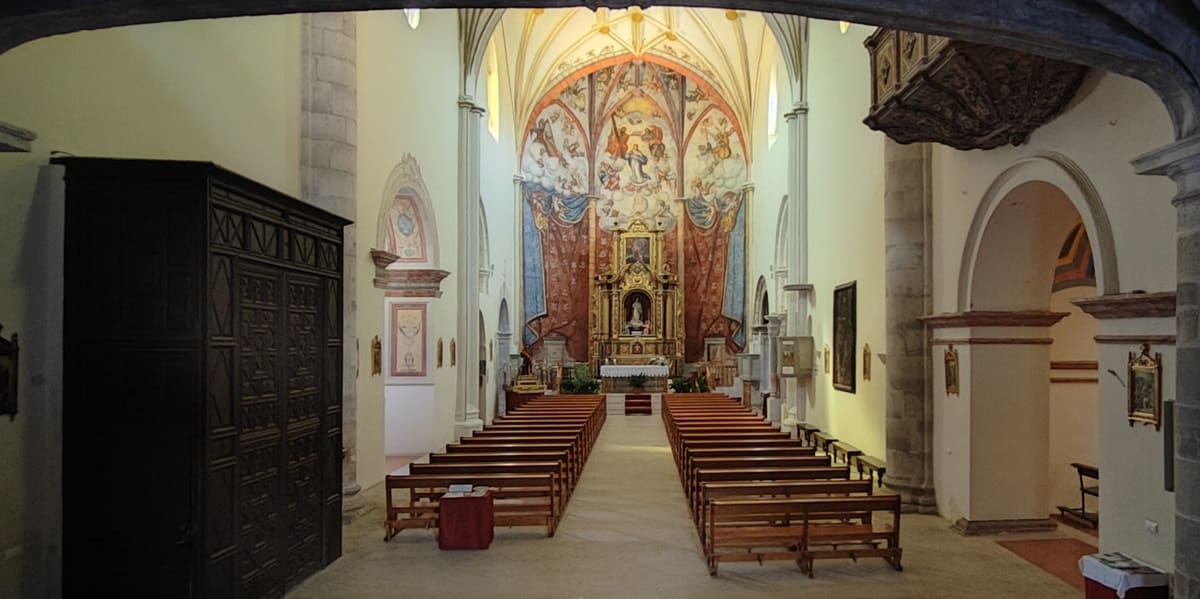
958, 152, 1118, 310
753, 275, 770, 325
938, 174, 1102, 531
376, 153, 440, 268
498, 298, 511, 335
478, 310, 488, 421
479, 198, 492, 288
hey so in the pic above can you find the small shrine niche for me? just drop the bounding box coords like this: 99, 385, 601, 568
591, 218, 683, 371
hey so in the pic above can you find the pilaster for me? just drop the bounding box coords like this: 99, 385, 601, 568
1134, 133, 1200, 597
456, 98, 485, 435
765, 314, 785, 424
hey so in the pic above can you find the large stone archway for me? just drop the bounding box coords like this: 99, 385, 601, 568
3, 1, 1199, 595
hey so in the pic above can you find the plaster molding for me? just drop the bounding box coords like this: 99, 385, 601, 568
930, 337, 1054, 346
1072, 291, 1176, 319
919, 310, 1070, 328
0, 119, 36, 152
1094, 334, 1176, 345
1050, 361, 1098, 371
375, 268, 451, 297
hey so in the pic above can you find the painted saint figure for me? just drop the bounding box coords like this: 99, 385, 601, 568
605, 114, 630, 159
625, 144, 650, 182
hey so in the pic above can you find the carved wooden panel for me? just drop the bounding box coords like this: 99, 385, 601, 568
59, 157, 347, 598
864, 29, 1087, 150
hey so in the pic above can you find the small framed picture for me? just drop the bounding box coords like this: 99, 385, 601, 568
1128, 343, 1162, 429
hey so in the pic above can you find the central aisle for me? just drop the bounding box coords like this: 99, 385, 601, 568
289, 415, 1082, 599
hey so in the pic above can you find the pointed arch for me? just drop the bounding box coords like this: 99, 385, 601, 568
377, 154, 440, 268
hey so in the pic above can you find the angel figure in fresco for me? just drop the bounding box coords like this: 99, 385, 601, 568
641, 124, 667, 160
531, 117, 568, 168
605, 114, 630, 159
625, 144, 650, 183
599, 162, 622, 191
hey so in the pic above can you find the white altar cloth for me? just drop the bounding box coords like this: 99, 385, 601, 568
599, 365, 669, 378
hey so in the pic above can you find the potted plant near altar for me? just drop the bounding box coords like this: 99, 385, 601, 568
628, 373, 648, 391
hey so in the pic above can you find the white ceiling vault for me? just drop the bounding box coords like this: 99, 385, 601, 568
493, 7, 781, 154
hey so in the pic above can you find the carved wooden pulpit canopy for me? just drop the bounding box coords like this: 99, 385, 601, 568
591, 218, 683, 372
863, 29, 1088, 150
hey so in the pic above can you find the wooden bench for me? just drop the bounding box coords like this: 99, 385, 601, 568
1057, 462, 1099, 528
409, 461, 566, 511
704, 494, 902, 577
855, 455, 887, 488
797, 422, 821, 446
696, 478, 876, 542
384, 473, 559, 539
830, 440, 863, 466
811, 431, 838, 455
690, 465, 850, 515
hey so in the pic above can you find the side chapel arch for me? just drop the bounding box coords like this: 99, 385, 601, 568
958, 152, 1119, 310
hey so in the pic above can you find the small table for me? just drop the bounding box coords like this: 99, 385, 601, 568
438, 490, 494, 550
1079, 553, 1168, 599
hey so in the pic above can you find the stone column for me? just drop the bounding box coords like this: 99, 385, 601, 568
882, 138, 937, 513
455, 98, 485, 438
1133, 134, 1200, 598
301, 12, 362, 522
764, 314, 784, 423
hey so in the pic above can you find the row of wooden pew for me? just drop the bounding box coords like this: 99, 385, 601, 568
662, 394, 903, 577
383, 394, 607, 540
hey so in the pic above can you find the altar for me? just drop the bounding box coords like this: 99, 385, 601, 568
599, 364, 670, 393
590, 218, 684, 374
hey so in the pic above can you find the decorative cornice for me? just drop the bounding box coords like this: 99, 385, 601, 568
783, 283, 814, 296
930, 337, 1054, 346
370, 248, 401, 269
1072, 291, 1176, 319
919, 310, 1070, 328
1051, 361, 1098, 371
371, 247, 449, 296
1095, 334, 1176, 345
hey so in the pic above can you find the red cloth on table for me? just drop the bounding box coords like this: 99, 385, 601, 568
438, 491, 494, 550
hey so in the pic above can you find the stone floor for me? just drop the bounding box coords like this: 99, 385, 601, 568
288, 414, 1085, 599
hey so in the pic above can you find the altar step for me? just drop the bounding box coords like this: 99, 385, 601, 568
609, 392, 661, 415
624, 393, 653, 415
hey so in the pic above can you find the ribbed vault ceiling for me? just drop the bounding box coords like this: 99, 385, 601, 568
495, 7, 778, 149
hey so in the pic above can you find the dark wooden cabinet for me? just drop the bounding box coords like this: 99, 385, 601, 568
59, 158, 350, 598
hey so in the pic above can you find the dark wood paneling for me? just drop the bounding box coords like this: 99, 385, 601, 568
60, 157, 347, 598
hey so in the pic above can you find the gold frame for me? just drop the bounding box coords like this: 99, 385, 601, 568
1128, 343, 1163, 429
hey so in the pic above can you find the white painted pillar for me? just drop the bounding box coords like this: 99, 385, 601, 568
782, 104, 811, 433
455, 97, 485, 438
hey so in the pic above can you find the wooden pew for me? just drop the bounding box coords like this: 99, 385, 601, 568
703, 494, 902, 577
689, 465, 850, 515
696, 478, 876, 543
384, 473, 559, 539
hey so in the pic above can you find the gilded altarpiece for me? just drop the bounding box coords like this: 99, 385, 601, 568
520, 56, 748, 371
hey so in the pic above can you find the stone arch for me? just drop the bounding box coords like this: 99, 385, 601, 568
2, 2, 1195, 137
498, 298, 511, 335
773, 198, 789, 296
753, 275, 770, 325
377, 153, 440, 268
957, 152, 1118, 311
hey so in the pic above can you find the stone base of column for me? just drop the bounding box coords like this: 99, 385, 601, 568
454, 417, 484, 440
342, 482, 368, 524
951, 518, 1058, 536
882, 475, 938, 514
765, 395, 782, 424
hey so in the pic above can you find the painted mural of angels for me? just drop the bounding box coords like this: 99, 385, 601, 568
531, 117, 569, 168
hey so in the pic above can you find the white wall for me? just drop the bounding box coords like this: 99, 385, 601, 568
930, 71, 1176, 569
0, 16, 301, 599
802, 20, 888, 460
1047, 287, 1100, 515
356, 9, 461, 487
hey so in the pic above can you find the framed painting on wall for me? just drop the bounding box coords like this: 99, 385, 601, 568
833, 282, 857, 393
1128, 343, 1162, 429
387, 302, 431, 384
